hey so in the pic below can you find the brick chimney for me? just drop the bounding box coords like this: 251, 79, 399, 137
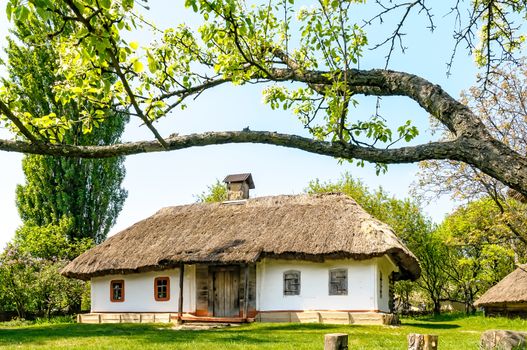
223, 173, 255, 200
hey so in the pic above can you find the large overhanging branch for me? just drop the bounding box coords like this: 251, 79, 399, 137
1, 128, 525, 197
0, 129, 460, 161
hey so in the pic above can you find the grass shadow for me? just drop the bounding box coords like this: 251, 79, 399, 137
403, 312, 480, 323
0, 323, 321, 347
0, 323, 171, 346
403, 322, 461, 330
253, 323, 343, 332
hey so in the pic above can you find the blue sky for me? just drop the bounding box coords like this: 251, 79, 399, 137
0, 1, 479, 249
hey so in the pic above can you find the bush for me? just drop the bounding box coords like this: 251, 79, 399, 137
0, 244, 88, 320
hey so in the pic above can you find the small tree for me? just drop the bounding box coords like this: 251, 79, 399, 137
196, 180, 228, 203
0, 244, 86, 319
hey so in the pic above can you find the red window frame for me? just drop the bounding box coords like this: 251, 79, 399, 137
154, 277, 170, 302
110, 280, 125, 302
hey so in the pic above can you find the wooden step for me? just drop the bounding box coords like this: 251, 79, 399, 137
175, 315, 254, 323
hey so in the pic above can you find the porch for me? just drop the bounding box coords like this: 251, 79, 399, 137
76, 312, 254, 324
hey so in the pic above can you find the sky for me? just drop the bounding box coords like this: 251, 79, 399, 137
0, 1, 479, 249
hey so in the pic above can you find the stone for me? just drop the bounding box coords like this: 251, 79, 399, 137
480, 330, 527, 350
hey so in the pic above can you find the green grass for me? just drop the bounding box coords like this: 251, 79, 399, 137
1, 314, 526, 349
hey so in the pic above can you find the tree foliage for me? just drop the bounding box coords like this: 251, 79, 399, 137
4, 23, 128, 244
13, 218, 93, 261
0, 1, 527, 196
196, 180, 228, 203
434, 198, 516, 313
0, 244, 87, 319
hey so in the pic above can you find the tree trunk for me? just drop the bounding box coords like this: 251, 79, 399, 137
324, 333, 348, 350
432, 300, 441, 315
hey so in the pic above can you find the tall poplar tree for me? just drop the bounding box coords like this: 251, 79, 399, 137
5, 24, 127, 246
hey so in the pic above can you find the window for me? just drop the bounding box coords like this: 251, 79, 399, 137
329, 269, 348, 295
283, 270, 300, 296
379, 271, 383, 299
110, 280, 125, 302
154, 277, 170, 301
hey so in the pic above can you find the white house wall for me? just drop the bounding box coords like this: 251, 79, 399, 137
90, 266, 196, 313
256, 258, 377, 312
375, 256, 398, 313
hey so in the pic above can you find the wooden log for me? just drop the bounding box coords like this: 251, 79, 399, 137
408, 333, 438, 350
324, 333, 348, 350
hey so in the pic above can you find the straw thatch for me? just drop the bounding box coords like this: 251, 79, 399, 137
507, 188, 527, 203
475, 265, 527, 307
62, 193, 420, 281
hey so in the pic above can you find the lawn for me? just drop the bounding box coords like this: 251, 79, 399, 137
1, 314, 526, 349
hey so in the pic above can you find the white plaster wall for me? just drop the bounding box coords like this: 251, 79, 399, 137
256, 258, 377, 311
91, 266, 195, 313
375, 256, 398, 313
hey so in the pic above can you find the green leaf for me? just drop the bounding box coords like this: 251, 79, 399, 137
100, 0, 112, 9
122, 0, 134, 10
133, 60, 144, 73
15, 5, 30, 22
6, 2, 13, 21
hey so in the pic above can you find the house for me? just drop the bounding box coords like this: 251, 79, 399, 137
475, 264, 527, 318
62, 173, 420, 325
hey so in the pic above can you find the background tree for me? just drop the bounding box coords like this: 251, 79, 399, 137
416, 62, 527, 256
434, 199, 516, 314
0, 16, 127, 319
4, 24, 128, 245
13, 218, 92, 261
1, 1, 527, 197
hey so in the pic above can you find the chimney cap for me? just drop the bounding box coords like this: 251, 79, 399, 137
223, 173, 255, 189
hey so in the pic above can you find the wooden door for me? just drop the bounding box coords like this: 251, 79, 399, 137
211, 266, 240, 317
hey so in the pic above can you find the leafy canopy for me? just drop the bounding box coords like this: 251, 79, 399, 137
2, 0, 527, 197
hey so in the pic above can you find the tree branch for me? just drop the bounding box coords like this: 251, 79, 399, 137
0, 129, 464, 161
0, 101, 40, 143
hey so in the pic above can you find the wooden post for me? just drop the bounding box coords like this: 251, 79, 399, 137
178, 263, 185, 324
408, 333, 438, 350
243, 264, 249, 319
324, 333, 348, 350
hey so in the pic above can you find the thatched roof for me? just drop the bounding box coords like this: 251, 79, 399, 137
62, 193, 420, 281
507, 188, 527, 203
475, 265, 527, 307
